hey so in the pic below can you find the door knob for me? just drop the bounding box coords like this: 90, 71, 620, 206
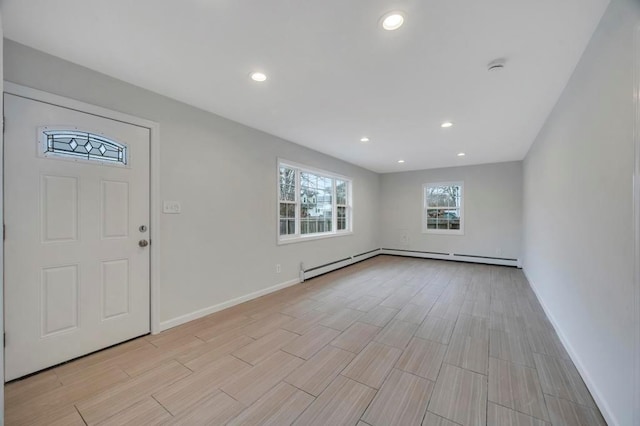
138, 239, 149, 247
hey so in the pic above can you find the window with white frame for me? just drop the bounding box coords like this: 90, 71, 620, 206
423, 182, 464, 235
278, 160, 352, 242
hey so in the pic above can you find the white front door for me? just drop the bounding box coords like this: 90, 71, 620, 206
4, 93, 151, 381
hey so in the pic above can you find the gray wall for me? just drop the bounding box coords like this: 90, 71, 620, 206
379, 161, 523, 260
3, 40, 381, 325
522, 0, 639, 424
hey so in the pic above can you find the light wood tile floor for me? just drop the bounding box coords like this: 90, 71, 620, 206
5, 256, 605, 425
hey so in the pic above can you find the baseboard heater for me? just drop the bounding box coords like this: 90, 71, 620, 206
380, 248, 521, 268
299, 247, 520, 282
299, 248, 381, 281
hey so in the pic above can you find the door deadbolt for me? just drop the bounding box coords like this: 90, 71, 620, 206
139, 225, 147, 232
138, 239, 149, 247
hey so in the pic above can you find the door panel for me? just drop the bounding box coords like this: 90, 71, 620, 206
101, 258, 130, 319
41, 264, 79, 336
4, 93, 151, 380
41, 175, 79, 242
102, 180, 130, 239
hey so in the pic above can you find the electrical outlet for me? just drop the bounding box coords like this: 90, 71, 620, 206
276, 264, 281, 273
163, 201, 181, 214
400, 229, 409, 247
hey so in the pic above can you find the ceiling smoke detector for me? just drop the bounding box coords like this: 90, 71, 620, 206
487, 59, 506, 72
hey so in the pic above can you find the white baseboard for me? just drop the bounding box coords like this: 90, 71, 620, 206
381, 248, 519, 267
523, 268, 618, 426
158, 277, 301, 332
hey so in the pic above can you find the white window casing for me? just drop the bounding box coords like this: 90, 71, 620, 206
422, 181, 464, 235
278, 159, 353, 244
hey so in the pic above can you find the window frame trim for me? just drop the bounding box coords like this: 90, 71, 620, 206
422, 181, 465, 236
277, 158, 353, 245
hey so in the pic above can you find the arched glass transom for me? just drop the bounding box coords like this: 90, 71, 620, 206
42, 130, 128, 165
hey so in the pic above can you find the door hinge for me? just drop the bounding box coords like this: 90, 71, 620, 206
4, 332, 6, 347
2, 116, 5, 134
3, 224, 5, 241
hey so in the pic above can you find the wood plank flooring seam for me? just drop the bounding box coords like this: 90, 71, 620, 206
488, 399, 551, 424
541, 392, 600, 411
228, 353, 257, 368
423, 410, 466, 426
149, 393, 175, 419
72, 404, 89, 426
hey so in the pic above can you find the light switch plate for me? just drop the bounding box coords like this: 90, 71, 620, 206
163, 201, 181, 214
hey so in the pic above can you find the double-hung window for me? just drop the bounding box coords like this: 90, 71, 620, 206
423, 181, 464, 235
278, 160, 352, 243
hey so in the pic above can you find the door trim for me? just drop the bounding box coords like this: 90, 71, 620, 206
3, 82, 162, 334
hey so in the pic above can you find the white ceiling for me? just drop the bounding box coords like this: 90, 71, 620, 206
1, 0, 609, 173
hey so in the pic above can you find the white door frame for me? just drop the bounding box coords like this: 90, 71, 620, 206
633, 24, 640, 426
3, 82, 162, 335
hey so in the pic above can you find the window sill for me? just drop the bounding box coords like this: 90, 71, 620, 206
278, 231, 353, 245
423, 229, 465, 236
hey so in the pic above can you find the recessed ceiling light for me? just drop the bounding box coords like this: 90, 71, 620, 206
457, 152, 466, 157
360, 137, 370, 142
441, 121, 453, 128
250, 72, 267, 82
381, 12, 405, 30
398, 159, 405, 163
